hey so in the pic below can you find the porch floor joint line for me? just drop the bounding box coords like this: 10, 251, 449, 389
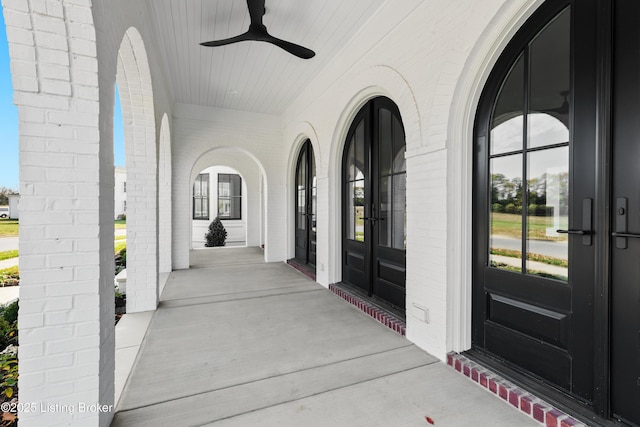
160, 283, 308, 303
117, 344, 419, 414
328, 283, 406, 336
446, 353, 589, 427
195, 363, 436, 426
159, 288, 324, 309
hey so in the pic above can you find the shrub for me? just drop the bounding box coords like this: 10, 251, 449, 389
528, 204, 537, 215
1, 301, 18, 324
205, 217, 227, 247
115, 248, 127, 275
0, 267, 19, 287
505, 203, 518, 214
491, 203, 505, 213
117, 214, 126, 221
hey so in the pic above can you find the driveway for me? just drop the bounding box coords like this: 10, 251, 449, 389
0, 237, 18, 252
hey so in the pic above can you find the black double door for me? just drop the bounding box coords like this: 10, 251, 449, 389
294, 140, 316, 267
611, 2, 640, 423
342, 97, 407, 310
473, 1, 640, 424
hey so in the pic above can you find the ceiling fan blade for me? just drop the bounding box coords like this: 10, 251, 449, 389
246, 0, 266, 27
200, 31, 252, 47
265, 35, 315, 59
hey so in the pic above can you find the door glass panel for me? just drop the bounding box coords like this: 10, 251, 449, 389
393, 173, 406, 249
379, 109, 393, 176
526, 147, 568, 280
311, 150, 317, 234
297, 151, 306, 230
353, 178, 365, 242
528, 8, 570, 149
491, 54, 524, 155
346, 120, 366, 242
355, 121, 365, 179
379, 176, 390, 247
347, 135, 355, 181
490, 154, 523, 272
393, 115, 406, 173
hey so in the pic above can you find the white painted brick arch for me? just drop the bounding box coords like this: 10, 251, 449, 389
445, 0, 545, 354
116, 27, 158, 313
324, 67, 422, 288
171, 105, 285, 269
159, 113, 172, 280
188, 146, 267, 253
285, 129, 321, 264
190, 149, 263, 249
1, 0, 116, 425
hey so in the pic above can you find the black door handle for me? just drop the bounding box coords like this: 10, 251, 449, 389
611, 232, 640, 239
555, 199, 592, 245
556, 229, 590, 235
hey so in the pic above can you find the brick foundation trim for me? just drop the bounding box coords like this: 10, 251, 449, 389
446, 353, 588, 427
286, 259, 317, 281
328, 284, 406, 336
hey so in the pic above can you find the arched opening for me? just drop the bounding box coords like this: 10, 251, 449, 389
289, 139, 317, 274
340, 96, 406, 312
188, 148, 267, 265
158, 114, 172, 293
115, 27, 158, 313
0, 5, 18, 211
191, 166, 248, 248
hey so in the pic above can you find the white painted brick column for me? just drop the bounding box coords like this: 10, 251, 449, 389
3, 0, 115, 425
116, 28, 158, 313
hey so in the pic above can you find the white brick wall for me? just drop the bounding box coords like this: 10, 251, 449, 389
278, 0, 539, 360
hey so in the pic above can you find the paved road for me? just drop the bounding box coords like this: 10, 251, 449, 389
0, 237, 18, 252
492, 235, 567, 259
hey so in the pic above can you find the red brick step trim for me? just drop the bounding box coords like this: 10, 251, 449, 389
328, 283, 406, 336
447, 353, 588, 427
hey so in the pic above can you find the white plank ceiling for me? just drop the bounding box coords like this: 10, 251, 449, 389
146, 0, 387, 115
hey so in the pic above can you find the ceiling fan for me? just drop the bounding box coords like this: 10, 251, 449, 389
200, 0, 315, 59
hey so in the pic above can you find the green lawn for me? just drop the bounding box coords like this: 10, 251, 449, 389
115, 219, 127, 230
0, 251, 18, 261
0, 219, 18, 237
114, 241, 127, 254
491, 212, 568, 241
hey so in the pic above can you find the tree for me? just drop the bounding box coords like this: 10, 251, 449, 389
0, 187, 17, 206
204, 217, 227, 247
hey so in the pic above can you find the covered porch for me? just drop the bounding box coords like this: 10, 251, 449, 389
111, 247, 536, 426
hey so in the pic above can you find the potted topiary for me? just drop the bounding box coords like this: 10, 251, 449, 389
205, 217, 227, 247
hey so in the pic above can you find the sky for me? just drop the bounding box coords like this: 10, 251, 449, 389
0, 9, 125, 192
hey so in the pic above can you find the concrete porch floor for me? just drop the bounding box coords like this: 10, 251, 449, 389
112, 247, 537, 426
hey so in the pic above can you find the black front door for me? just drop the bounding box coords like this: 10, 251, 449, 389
611, 2, 640, 424
294, 140, 316, 267
342, 97, 407, 310
473, 0, 597, 402
473, 0, 640, 424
